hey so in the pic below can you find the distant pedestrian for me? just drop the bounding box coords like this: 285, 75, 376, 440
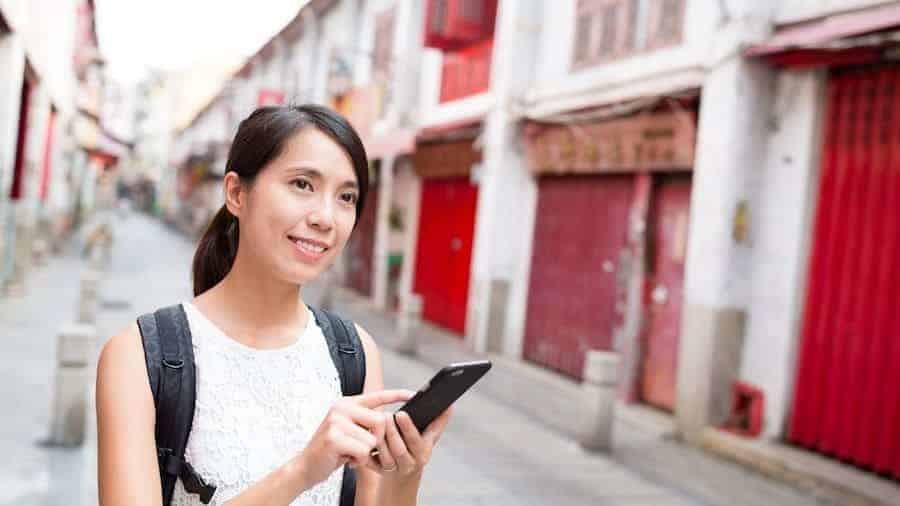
95, 105, 451, 506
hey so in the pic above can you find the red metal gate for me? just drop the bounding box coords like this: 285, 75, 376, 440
640, 176, 691, 412
346, 184, 378, 296
523, 175, 634, 379
789, 66, 900, 479
413, 177, 478, 335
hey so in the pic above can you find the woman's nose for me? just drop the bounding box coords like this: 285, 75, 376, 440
307, 201, 335, 231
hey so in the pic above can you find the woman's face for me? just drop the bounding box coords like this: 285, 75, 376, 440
234, 127, 360, 285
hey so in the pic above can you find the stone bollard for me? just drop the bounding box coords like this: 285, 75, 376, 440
393, 293, 423, 355
47, 323, 95, 447
578, 350, 621, 452
78, 270, 102, 324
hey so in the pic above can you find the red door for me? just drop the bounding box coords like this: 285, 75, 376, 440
523, 175, 634, 380
790, 66, 900, 479
413, 177, 478, 335
11, 78, 34, 200
640, 176, 691, 411
346, 184, 378, 296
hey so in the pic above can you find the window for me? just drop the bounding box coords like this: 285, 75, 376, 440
645, 0, 684, 49
373, 9, 395, 80
571, 0, 633, 68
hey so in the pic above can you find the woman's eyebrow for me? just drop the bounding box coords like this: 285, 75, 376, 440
285, 166, 323, 178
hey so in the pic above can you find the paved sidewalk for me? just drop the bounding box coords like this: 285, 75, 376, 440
324, 281, 829, 506
1, 211, 708, 505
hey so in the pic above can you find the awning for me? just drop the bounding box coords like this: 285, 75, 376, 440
416, 116, 482, 143
747, 3, 900, 65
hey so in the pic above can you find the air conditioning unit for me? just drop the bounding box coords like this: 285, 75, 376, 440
424, 0, 496, 50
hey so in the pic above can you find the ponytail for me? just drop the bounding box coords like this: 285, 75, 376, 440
192, 205, 239, 296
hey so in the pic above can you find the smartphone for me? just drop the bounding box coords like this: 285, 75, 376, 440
397, 360, 492, 432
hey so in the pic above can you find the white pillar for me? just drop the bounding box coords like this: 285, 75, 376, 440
676, 17, 775, 441
466, 0, 541, 355
373, 155, 394, 309
48, 323, 95, 447
741, 70, 826, 439
0, 34, 24, 289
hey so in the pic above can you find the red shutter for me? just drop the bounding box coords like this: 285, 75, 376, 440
790, 66, 900, 479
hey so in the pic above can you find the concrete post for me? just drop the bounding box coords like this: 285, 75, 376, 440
578, 351, 620, 452
47, 323, 95, 447
393, 292, 422, 355
78, 269, 101, 324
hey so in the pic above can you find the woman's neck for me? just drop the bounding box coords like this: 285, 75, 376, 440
197, 249, 307, 347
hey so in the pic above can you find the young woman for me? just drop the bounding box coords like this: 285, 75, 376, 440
96, 105, 451, 506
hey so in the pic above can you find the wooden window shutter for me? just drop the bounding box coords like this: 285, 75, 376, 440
571, 0, 635, 69
646, 0, 684, 49
374, 9, 395, 78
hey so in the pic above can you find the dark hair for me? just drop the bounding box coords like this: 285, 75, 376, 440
192, 104, 369, 296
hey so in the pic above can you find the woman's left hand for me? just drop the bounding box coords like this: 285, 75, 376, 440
372, 407, 452, 480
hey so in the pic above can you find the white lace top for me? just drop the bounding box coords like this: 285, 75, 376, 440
170, 303, 343, 506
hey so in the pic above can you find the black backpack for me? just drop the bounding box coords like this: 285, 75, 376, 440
137, 304, 366, 506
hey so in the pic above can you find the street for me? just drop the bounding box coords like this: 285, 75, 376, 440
0, 212, 709, 506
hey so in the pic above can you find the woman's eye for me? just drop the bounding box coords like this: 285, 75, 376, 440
341, 192, 358, 205
292, 179, 312, 191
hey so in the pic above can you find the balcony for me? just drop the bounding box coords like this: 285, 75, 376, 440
439, 38, 493, 103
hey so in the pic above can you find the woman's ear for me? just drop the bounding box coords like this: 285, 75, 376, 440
223, 172, 245, 218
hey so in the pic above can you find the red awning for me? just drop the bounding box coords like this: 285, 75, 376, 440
748, 3, 900, 56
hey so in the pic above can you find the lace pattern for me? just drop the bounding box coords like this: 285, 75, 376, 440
170, 303, 343, 506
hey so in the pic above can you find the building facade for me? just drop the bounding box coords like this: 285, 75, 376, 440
0, 0, 122, 294
168, 0, 900, 496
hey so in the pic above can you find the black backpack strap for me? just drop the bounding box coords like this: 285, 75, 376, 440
138, 305, 216, 505
310, 306, 367, 506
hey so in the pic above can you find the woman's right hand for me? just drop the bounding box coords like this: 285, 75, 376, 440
296, 389, 414, 489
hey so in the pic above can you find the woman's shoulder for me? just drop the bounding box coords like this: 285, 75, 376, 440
97, 322, 145, 382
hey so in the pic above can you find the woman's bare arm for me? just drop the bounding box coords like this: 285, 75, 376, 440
96, 324, 163, 506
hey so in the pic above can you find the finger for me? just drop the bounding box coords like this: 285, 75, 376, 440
336, 418, 378, 451
371, 413, 397, 471
385, 412, 416, 473
337, 403, 387, 439
352, 389, 415, 409
396, 411, 426, 460
337, 433, 376, 469
423, 405, 453, 446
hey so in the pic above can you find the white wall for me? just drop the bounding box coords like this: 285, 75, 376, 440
741, 70, 825, 439
0, 0, 79, 113
0, 31, 25, 200
525, 0, 724, 116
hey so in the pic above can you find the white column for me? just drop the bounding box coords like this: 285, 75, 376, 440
467, 0, 542, 354
0, 33, 24, 288
741, 70, 826, 439
676, 17, 775, 440
372, 155, 394, 309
